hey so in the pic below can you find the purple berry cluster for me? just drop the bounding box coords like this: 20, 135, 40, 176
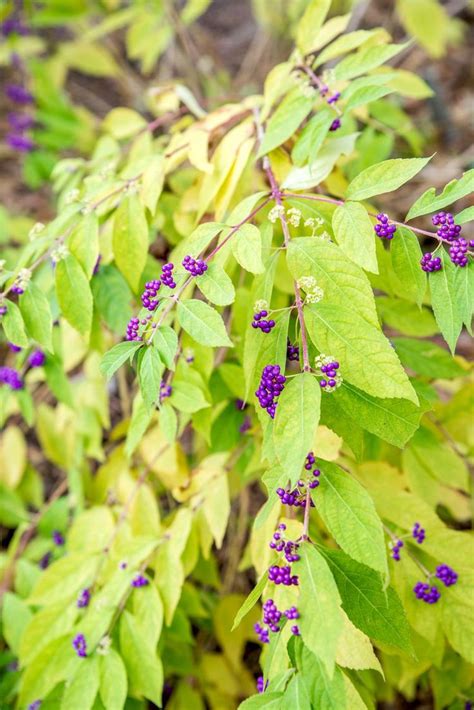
412, 522, 425, 544
252, 310, 275, 333
254, 598, 300, 644
327, 91, 341, 105
182, 255, 207, 276
72, 633, 87, 658
77, 588, 91, 608
141, 263, 176, 312
28, 350, 45, 368
432, 212, 461, 242
420, 252, 442, 273
287, 340, 299, 362
159, 381, 172, 402
255, 365, 286, 418
449, 238, 468, 268
52, 530, 65, 546
28, 702, 41, 710
390, 539, 404, 561
276, 452, 321, 506
319, 359, 340, 390
268, 564, 299, 585
5, 54, 35, 154
256, 676, 268, 694
413, 582, 441, 604
131, 574, 149, 588
330, 118, 341, 132
0, 366, 23, 390
0, 304, 7, 316
374, 213, 397, 240
125, 317, 141, 342
435, 564, 458, 587
8, 342, 22, 353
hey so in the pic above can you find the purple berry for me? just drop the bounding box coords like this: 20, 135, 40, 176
182, 255, 207, 277
435, 564, 458, 587
28, 350, 45, 368
72, 633, 87, 657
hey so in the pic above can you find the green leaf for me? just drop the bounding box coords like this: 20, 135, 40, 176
19, 282, 53, 351
2, 300, 28, 347
317, 461, 387, 577
67, 213, 99, 279
344, 84, 394, 111
332, 202, 378, 273
273, 373, 321, 485
282, 133, 359, 190
313, 29, 380, 68
294, 545, 344, 676
287, 238, 379, 327
61, 656, 99, 710
402, 426, 469, 491
376, 297, 437, 337
305, 303, 418, 403
231, 574, 268, 631
153, 325, 179, 369
100, 341, 143, 380
138, 346, 163, 411
257, 89, 314, 157
429, 251, 463, 353
296, 0, 331, 53
125, 392, 152, 458
346, 156, 431, 202
19, 601, 78, 666
335, 382, 425, 447
296, 644, 347, 710
390, 228, 426, 306
196, 262, 236, 305
318, 547, 413, 653
120, 611, 163, 706
177, 299, 233, 347
455, 261, 474, 335
239, 692, 284, 709
55, 255, 93, 334
112, 194, 149, 291
334, 42, 410, 81
99, 649, 128, 710
141, 155, 165, 214
292, 110, 333, 166
281, 673, 312, 709
455, 205, 474, 225
170, 381, 209, 413
392, 337, 466, 378
159, 402, 177, 443
440, 572, 474, 663
154, 507, 192, 624
92, 265, 133, 334
231, 223, 264, 274
406, 168, 474, 220
0, 483, 28, 526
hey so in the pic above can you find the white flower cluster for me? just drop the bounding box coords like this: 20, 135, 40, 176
51, 245, 69, 264
254, 299, 268, 312
16, 268, 32, 290
65, 188, 81, 205
268, 204, 285, 223
28, 222, 45, 241
287, 207, 302, 227
297, 275, 324, 303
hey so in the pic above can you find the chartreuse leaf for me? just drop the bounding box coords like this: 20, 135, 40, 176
99, 650, 128, 710
231, 223, 264, 274
67, 212, 99, 279
296, 0, 331, 53
112, 193, 149, 292
334, 42, 410, 81
61, 655, 100, 710
126, 393, 152, 458
440, 570, 474, 663
120, 611, 163, 707
336, 610, 383, 673
391, 227, 426, 306
100, 341, 143, 380
376, 297, 437, 336
455, 262, 474, 335
429, 251, 463, 353
291, 109, 333, 166
346, 156, 431, 201
239, 692, 284, 709
293, 544, 344, 676
281, 673, 312, 708
317, 461, 388, 578
402, 426, 468, 491
2, 300, 28, 347
19, 601, 78, 666
19, 282, 53, 351
456, 205, 474, 224
305, 303, 418, 403
273, 373, 321, 485
314, 29, 379, 67
393, 337, 466, 378
19, 636, 77, 709
154, 507, 192, 624
335, 382, 425, 448
406, 168, 474, 220
92, 264, 133, 334
332, 202, 378, 273
2, 593, 32, 655
55, 255, 93, 335
232, 574, 267, 631
318, 547, 413, 653
177, 299, 233, 347
287, 238, 379, 328
138, 346, 163, 411
197, 261, 236, 305
257, 88, 314, 157
28, 553, 100, 606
